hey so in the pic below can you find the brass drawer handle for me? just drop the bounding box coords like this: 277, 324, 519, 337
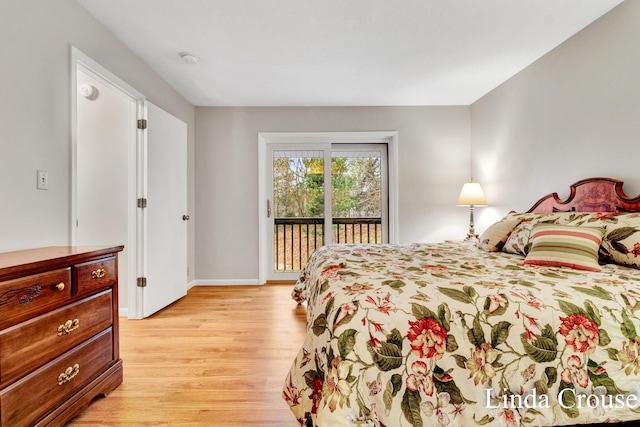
57, 319, 80, 336
91, 268, 106, 279
57, 363, 80, 385
53, 282, 65, 291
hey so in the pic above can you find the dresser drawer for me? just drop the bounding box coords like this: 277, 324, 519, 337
0, 329, 114, 427
73, 256, 116, 295
0, 290, 113, 387
0, 268, 70, 323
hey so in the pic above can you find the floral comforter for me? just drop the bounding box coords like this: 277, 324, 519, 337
283, 242, 640, 427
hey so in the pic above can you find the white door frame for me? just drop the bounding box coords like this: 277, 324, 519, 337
70, 46, 145, 319
257, 131, 399, 285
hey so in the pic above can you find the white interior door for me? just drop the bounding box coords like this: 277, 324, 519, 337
75, 67, 137, 309
139, 102, 188, 317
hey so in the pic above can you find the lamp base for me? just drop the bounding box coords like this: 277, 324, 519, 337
464, 232, 478, 241
464, 206, 478, 242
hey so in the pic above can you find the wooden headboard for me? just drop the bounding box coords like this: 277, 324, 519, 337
527, 177, 640, 213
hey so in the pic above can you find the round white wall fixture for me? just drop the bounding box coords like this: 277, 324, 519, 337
79, 83, 98, 100
180, 52, 199, 64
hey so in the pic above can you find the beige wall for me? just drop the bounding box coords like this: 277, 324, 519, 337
195, 106, 470, 281
0, 1, 196, 298
471, 0, 640, 230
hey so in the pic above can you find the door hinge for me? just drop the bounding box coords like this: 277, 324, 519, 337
137, 198, 147, 208
137, 277, 147, 287
137, 119, 147, 130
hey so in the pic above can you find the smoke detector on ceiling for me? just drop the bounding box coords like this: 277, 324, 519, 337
180, 52, 199, 64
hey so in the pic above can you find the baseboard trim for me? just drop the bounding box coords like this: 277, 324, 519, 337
266, 280, 297, 285
195, 279, 263, 286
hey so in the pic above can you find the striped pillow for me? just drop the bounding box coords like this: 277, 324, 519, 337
521, 224, 605, 272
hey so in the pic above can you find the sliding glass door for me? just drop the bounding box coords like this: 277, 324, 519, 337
267, 143, 388, 280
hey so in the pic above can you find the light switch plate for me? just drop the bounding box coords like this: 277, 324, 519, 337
37, 170, 48, 190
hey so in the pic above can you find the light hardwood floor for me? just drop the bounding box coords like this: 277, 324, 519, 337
68, 285, 307, 427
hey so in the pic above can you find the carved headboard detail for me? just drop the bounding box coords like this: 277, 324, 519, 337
527, 177, 640, 213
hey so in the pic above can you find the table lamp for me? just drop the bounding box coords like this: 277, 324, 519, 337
457, 182, 487, 240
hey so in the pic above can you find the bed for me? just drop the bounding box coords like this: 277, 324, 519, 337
283, 177, 640, 427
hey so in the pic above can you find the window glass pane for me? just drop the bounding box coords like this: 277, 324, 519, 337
331, 150, 382, 244
273, 151, 324, 272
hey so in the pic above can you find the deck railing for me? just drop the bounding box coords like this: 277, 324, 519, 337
274, 217, 382, 272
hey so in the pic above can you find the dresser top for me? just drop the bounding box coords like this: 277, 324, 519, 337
0, 245, 124, 281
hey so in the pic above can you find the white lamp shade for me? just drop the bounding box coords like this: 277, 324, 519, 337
457, 182, 487, 206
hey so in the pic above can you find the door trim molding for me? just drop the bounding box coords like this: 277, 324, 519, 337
257, 131, 399, 285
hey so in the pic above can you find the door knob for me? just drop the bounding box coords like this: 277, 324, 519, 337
182, 215, 190, 221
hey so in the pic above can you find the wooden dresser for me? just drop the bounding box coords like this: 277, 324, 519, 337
0, 245, 124, 427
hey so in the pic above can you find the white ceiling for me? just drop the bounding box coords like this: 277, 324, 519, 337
75, 0, 622, 107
